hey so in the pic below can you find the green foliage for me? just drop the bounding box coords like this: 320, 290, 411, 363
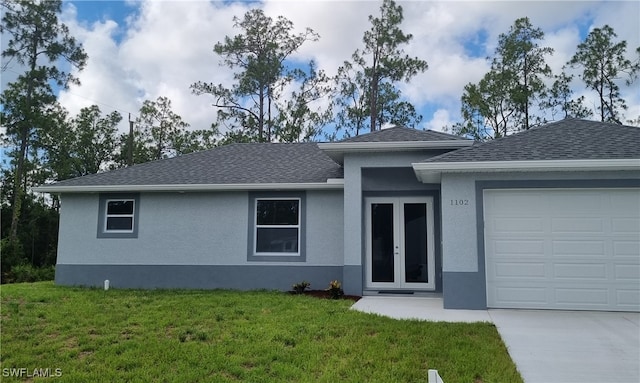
454, 70, 514, 140
113, 96, 217, 166
41, 105, 121, 181
458, 17, 553, 140
0, 0, 87, 243
292, 281, 311, 294
0, 284, 523, 382
4, 264, 55, 283
493, 17, 553, 130
135, 96, 191, 160
0, 238, 26, 276
1, 0, 88, 87
334, 0, 427, 136
457, 20, 638, 140
540, 71, 593, 120
325, 280, 344, 299
273, 62, 334, 142
1, 196, 59, 274
569, 25, 640, 123
191, 9, 329, 143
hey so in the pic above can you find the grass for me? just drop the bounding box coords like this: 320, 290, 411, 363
0, 282, 522, 383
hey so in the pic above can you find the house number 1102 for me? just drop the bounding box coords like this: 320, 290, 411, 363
450, 199, 469, 206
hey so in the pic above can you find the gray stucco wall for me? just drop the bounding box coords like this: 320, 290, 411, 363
440, 170, 640, 309
56, 190, 344, 289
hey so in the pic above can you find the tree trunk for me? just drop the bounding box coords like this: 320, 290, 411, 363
258, 86, 265, 141
9, 32, 38, 243
523, 54, 529, 130
267, 86, 272, 141
599, 63, 605, 122
9, 133, 28, 242
370, 75, 378, 132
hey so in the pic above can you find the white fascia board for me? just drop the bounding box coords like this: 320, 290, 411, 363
318, 140, 473, 162
32, 181, 345, 194
412, 159, 640, 183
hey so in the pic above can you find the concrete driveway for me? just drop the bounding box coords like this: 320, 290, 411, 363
489, 310, 640, 383
352, 297, 640, 382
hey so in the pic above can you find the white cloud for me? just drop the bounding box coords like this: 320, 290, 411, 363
51, 0, 640, 139
424, 109, 454, 133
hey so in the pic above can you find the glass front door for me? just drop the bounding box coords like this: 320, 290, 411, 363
366, 197, 435, 290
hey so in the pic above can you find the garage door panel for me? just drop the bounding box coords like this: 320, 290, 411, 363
553, 263, 607, 279
494, 262, 546, 278
615, 265, 640, 280
617, 290, 640, 306
555, 288, 609, 305
494, 286, 547, 305
485, 188, 640, 312
610, 191, 640, 209
552, 192, 603, 212
612, 218, 640, 233
551, 217, 604, 233
493, 217, 544, 233
613, 241, 640, 256
487, 192, 543, 211
552, 241, 605, 256
493, 240, 545, 255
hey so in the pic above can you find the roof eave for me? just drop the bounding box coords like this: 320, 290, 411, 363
412, 159, 640, 183
33, 179, 345, 194
318, 140, 474, 163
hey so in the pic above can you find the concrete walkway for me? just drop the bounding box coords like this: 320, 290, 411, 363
351, 296, 640, 383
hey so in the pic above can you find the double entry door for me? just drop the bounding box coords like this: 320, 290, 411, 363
365, 197, 435, 290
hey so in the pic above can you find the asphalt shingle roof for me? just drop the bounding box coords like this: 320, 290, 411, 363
422, 119, 640, 163
339, 126, 467, 143
50, 143, 344, 187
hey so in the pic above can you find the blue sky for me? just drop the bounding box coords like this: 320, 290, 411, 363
4, 0, 640, 138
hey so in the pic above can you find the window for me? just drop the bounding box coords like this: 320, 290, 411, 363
248, 192, 306, 262
98, 194, 139, 238
255, 199, 300, 254
105, 199, 135, 232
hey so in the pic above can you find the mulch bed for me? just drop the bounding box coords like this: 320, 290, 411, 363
289, 290, 361, 302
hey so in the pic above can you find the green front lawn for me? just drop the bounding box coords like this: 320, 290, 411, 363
0, 282, 522, 382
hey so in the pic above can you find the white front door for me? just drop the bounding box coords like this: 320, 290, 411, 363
365, 197, 436, 290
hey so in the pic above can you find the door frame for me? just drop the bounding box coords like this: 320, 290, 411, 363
364, 196, 436, 290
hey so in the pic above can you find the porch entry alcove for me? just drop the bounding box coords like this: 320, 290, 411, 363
365, 197, 436, 291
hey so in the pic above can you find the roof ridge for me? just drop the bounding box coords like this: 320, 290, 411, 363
420, 118, 639, 164
336, 125, 469, 143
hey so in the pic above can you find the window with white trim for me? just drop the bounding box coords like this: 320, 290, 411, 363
97, 194, 139, 238
105, 199, 135, 232
255, 198, 300, 255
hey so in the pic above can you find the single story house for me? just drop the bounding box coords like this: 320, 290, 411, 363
35, 118, 640, 311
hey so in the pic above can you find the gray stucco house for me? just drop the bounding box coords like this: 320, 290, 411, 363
35, 119, 640, 311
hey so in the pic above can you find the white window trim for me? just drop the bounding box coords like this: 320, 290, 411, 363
254, 197, 301, 256
104, 198, 136, 233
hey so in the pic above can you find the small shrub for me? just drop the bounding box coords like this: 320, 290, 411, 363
292, 280, 311, 294
6, 264, 55, 283
1, 238, 26, 277
325, 280, 344, 299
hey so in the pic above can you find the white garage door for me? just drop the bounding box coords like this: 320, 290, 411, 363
484, 188, 640, 312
